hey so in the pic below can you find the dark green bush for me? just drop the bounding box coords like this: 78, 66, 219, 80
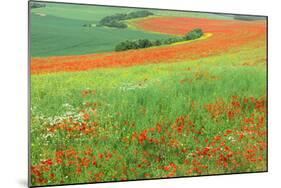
103, 21, 127, 28
115, 40, 137, 51
126, 10, 154, 19
163, 37, 183, 45
137, 39, 153, 48
30, 2, 46, 9
115, 28, 204, 51
233, 15, 266, 21
99, 14, 127, 24
153, 40, 162, 46
98, 11, 154, 29
185, 28, 203, 40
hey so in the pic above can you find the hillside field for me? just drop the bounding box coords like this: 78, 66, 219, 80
30, 3, 234, 57
30, 2, 267, 187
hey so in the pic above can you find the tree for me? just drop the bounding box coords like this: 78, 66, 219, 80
185, 28, 203, 40
30, 2, 46, 9
98, 11, 154, 29
115, 28, 204, 52
137, 39, 153, 48
153, 40, 162, 46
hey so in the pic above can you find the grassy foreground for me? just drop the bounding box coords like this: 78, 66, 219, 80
30, 44, 267, 185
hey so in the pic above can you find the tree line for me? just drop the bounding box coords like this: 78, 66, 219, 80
115, 28, 204, 51
97, 10, 154, 28
233, 15, 266, 21
30, 2, 46, 9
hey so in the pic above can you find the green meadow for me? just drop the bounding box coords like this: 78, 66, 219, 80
31, 44, 267, 185
30, 2, 267, 186
31, 46, 266, 117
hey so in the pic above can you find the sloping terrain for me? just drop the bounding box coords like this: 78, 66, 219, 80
31, 17, 266, 74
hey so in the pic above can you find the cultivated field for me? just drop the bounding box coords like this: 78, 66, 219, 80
30, 2, 267, 186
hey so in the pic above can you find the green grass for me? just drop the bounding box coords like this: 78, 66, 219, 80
31, 3, 139, 22
30, 45, 267, 186
31, 45, 266, 117
30, 13, 172, 57
30, 3, 172, 57
31, 2, 234, 22
154, 10, 234, 20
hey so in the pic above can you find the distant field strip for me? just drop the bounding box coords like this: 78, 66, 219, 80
31, 17, 266, 74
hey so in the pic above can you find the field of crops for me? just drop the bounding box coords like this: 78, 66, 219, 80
30, 3, 234, 57
30, 2, 267, 187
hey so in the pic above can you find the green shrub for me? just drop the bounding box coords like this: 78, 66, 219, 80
185, 28, 203, 40
115, 28, 204, 51
233, 15, 266, 21
126, 10, 154, 19
115, 40, 138, 51
30, 2, 46, 9
137, 39, 153, 48
98, 11, 154, 29
163, 37, 183, 45
153, 40, 162, 46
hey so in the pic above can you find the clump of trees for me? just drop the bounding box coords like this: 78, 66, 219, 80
184, 28, 204, 40
115, 28, 204, 51
98, 15, 128, 28
30, 2, 46, 9
115, 39, 153, 51
97, 10, 154, 28
125, 10, 154, 19
233, 15, 266, 21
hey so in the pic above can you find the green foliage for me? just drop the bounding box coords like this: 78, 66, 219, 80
115, 39, 153, 51
152, 39, 162, 46
185, 28, 204, 40
126, 10, 154, 19
101, 20, 128, 28
98, 10, 154, 28
115, 28, 204, 51
137, 39, 153, 48
98, 13, 128, 28
233, 15, 266, 21
115, 40, 138, 51
162, 37, 183, 45
30, 2, 46, 9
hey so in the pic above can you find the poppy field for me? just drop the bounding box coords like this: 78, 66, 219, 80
29, 2, 267, 187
